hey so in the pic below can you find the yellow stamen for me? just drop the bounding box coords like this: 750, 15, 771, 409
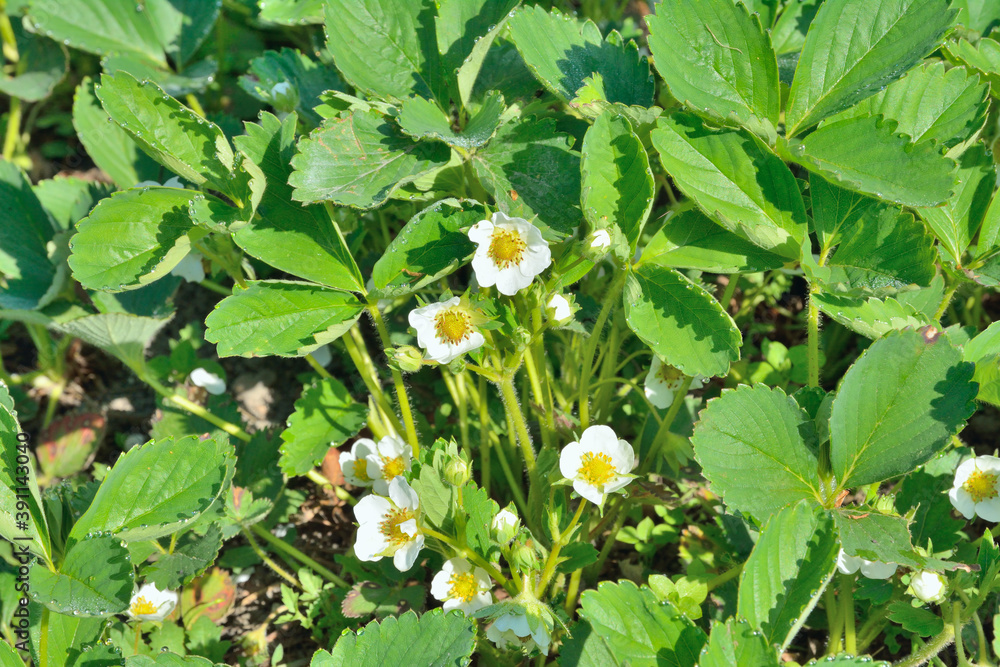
964, 468, 999, 503
381, 456, 406, 481
657, 363, 684, 385
578, 451, 616, 486
130, 596, 158, 616
448, 571, 479, 602
434, 308, 473, 345
352, 458, 371, 483
488, 228, 526, 268
379, 507, 416, 546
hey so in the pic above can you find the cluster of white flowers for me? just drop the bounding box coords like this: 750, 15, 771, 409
339, 435, 412, 494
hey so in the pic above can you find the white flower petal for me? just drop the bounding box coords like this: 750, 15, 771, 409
573, 479, 604, 506
559, 441, 587, 479
859, 560, 897, 580
976, 496, 1000, 522
579, 425, 617, 452
949, 486, 977, 520
393, 534, 424, 571
431, 569, 451, 601
354, 495, 391, 524
836, 549, 862, 575
547, 294, 571, 321
389, 477, 419, 510
189, 368, 225, 395
953, 458, 980, 485
468, 220, 495, 244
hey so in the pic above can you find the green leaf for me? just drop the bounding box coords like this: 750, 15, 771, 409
97, 72, 238, 198
323, 0, 444, 102
239, 48, 344, 126
507, 6, 653, 107
812, 293, 933, 339
144, 524, 223, 589
698, 617, 779, 667
69, 436, 233, 543
650, 113, 806, 259
233, 112, 363, 293
559, 580, 706, 667
916, 143, 995, 265
259, 0, 325, 25
641, 209, 786, 273
0, 24, 67, 102
0, 158, 57, 310
72, 77, 160, 189
29, 535, 133, 617
692, 386, 822, 520
963, 321, 1000, 405
316, 609, 476, 666
887, 601, 944, 636
944, 36, 1000, 92
68, 187, 199, 292
279, 377, 367, 477
895, 449, 966, 552
0, 384, 50, 561
833, 509, 924, 568
828, 62, 988, 149
145, 0, 220, 70
471, 117, 581, 236
127, 654, 221, 667
289, 107, 451, 208
54, 313, 170, 375
581, 111, 654, 251
810, 173, 879, 252
954, 0, 1000, 33
460, 484, 500, 561
830, 328, 977, 489
771, 0, 823, 54
738, 501, 838, 650
29, 605, 104, 667
371, 198, 480, 292
646, 0, 779, 140
785, 0, 957, 135
624, 263, 741, 378
205, 281, 364, 358
33, 177, 113, 231
26, 0, 166, 65
100, 52, 219, 98
789, 115, 956, 207
398, 91, 505, 150
438, 0, 520, 106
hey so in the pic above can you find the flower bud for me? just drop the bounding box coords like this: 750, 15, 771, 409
909, 570, 947, 604
269, 81, 299, 113
492, 508, 520, 543
444, 458, 471, 487
510, 541, 539, 573
391, 345, 425, 373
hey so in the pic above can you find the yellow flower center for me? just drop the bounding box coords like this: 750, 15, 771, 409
381, 455, 407, 481
578, 451, 616, 486
434, 308, 473, 345
448, 571, 479, 602
379, 507, 416, 546
352, 458, 371, 483
488, 228, 526, 268
963, 468, 999, 503
130, 596, 158, 616
657, 364, 684, 385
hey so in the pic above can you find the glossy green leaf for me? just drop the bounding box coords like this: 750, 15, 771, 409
887, 601, 944, 636
54, 313, 170, 375
507, 5, 653, 106
316, 609, 476, 666
790, 115, 956, 207
0, 159, 57, 310
29, 536, 133, 617
238, 48, 345, 126
471, 117, 581, 236
813, 293, 933, 339
944, 36, 1000, 92
953, 0, 1000, 33
233, 112, 363, 293
559, 580, 706, 667
33, 177, 113, 232
834, 509, 924, 568
646, 0, 779, 139
785, 0, 957, 135
964, 321, 1000, 405
259, 0, 325, 25
279, 377, 367, 476
205, 281, 364, 357
289, 107, 451, 208
830, 328, 977, 488
69, 436, 234, 543
29, 605, 104, 667
0, 24, 66, 102
0, 383, 50, 561
100, 51, 218, 97
437, 0, 520, 105
145, 0, 220, 69
624, 263, 741, 378
917, 143, 995, 265
397, 91, 505, 150
581, 112, 654, 251
691, 385, 822, 520
144, 525, 223, 590
371, 198, 480, 292
771, 0, 823, 54
68, 187, 199, 292
127, 654, 223, 667
810, 173, 879, 252
26, 0, 166, 65
651, 113, 807, 258
738, 501, 838, 650
699, 617, 779, 667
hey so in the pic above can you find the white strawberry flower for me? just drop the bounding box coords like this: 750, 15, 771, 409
559, 425, 635, 506
643, 355, 703, 410
485, 610, 550, 655
408, 297, 485, 364
353, 477, 425, 571
430, 557, 493, 615
189, 367, 225, 395
546, 294, 572, 322
365, 435, 413, 496
468, 211, 551, 296
127, 583, 178, 622
948, 455, 1000, 522
340, 438, 377, 488
836, 549, 897, 580
589, 229, 611, 250
909, 570, 947, 604
170, 253, 206, 283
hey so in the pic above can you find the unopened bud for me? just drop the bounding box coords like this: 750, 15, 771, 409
444, 458, 471, 487
392, 345, 424, 373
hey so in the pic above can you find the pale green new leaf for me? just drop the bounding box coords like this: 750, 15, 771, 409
238, 48, 345, 126
29, 536, 133, 617
316, 609, 476, 666
691, 385, 822, 520
289, 108, 451, 208
738, 501, 838, 650
68, 187, 199, 292
785, 0, 957, 135
944, 36, 1000, 92
259, 0, 325, 25
26, 0, 166, 65
916, 143, 995, 265
830, 328, 977, 489
813, 293, 933, 339
790, 116, 956, 207
507, 5, 653, 106
646, 0, 779, 139
55, 313, 171, 375
581, 112, 654, 251
0, 159, 57, 310
954, 0, 1000, 33
834, 509, 924, 568
698, 617, 778, 667
205, 281, 364, 358
69, 436, 234, 543
559, 580, 706, 666
624, 263, 741, 378
650, 113, 807, 258
0, 384, 50, 561
280, 377, 367, 476
397, 91, 505, 150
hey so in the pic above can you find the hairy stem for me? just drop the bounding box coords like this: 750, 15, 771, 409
250, 524, 347, 587
578, 269, 627, 428
368, 306, 421, 456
